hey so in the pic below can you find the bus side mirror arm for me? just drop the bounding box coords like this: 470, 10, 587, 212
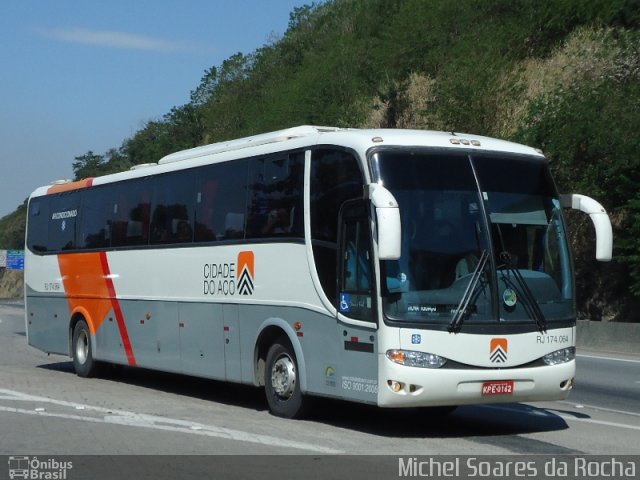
560, 193, 613, 262
366, 184, 401, 260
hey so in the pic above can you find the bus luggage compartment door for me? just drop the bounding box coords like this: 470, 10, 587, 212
223, 304, 242, 381
178, 303, 225, 379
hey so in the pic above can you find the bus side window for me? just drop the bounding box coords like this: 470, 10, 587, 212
111, 179, 151, 247
246, 153, 304, 239
343, 223, 372, 292
195, 180, 218, 242
338, 200, 375, 322
80, 187, 110, 249
150, 171, 194, 245
197, 160, 248, 242
27, 199, 49, 253
310, 148, 365, 306
48, 193, 79, 251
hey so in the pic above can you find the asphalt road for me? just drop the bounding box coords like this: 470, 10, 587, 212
0, 301, 638, 478
570, 352, 640, 415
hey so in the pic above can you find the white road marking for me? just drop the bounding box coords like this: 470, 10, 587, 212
0, 389, 342, 454
555, 414, 640, 431
555, 400, 640, 418
479, 403, 640, 431
577, 353, 640, 364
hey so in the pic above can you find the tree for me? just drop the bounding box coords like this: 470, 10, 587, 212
72, 151, 105, 180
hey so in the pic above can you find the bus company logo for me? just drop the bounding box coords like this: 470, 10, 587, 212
203, 251, 254, 296
490, 338, 508, 363
237, 251, 255, 296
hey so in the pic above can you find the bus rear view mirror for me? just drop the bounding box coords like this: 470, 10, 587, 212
367, 184, 401, 260
560, 193, 613, 261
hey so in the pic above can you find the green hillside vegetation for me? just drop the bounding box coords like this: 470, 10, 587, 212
2, 0, 639, 319
0, 201, 26, 251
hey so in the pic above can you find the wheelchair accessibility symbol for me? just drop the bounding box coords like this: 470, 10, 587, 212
339, 292, 351, 313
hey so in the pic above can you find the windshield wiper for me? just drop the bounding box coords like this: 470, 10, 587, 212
499, 251, 548, 333
448, 249, 489, 333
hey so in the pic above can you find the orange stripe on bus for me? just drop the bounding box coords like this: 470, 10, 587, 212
47, 178, 94, 194
98, 252, 136, 367
58, 253, 112, 335
58, 252, 137, 366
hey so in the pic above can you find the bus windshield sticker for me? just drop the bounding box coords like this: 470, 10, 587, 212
502, 288, 517, 308
407, 304, 477, 315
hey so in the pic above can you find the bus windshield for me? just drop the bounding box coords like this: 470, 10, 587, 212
372, 150, 574, 330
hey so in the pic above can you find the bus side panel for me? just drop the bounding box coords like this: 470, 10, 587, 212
120, 300, 180, 373
237, 306, 336, 396
94, 306, 128, 365
178, 302, 226, 380
334, 322, 379, 404
238, 305, 379, 404
93, 299, 228, 381
223, 304, 242, 382
24, 250, 71, 356
25, 287, 70, 356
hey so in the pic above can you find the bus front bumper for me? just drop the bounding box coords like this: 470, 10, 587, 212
377, 357, 575, 407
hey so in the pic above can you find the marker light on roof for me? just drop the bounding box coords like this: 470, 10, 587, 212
450, 138, 481, 147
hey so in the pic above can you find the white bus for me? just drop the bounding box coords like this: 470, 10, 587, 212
24, 126, 612, 418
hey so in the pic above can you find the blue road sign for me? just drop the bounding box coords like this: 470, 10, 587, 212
7, 250, 24, 270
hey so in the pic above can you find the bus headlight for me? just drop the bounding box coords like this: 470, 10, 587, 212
386, 349, 447, 368
543, 347, 575, 365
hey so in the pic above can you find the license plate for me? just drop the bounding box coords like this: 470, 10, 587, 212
482, 380, 514, 396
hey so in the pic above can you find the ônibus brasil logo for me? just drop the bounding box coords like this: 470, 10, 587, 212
490, 338, 508, 363
8, 456, 73, 479
203, 251, 255, 296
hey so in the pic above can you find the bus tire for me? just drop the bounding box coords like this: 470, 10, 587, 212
72, 319, 98, 378
264, 337, 306, 419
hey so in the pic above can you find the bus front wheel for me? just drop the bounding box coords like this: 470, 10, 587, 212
72, 319, 98, 378
264, 337, 306, 419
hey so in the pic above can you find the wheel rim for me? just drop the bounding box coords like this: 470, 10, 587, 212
270, 353, 296, 399
76, 330, 88, 365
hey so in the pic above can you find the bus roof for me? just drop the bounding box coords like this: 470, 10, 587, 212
30, 126, 545, 197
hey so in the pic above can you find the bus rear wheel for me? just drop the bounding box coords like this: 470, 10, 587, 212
264, 337, 306, 419
72, 319, 98, 378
